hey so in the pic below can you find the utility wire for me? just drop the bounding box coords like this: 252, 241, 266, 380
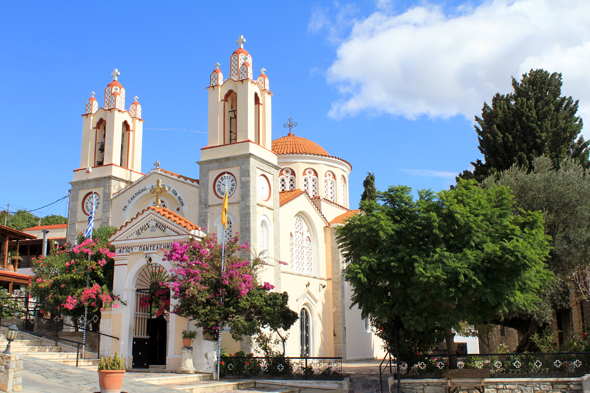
1, 195, 69, 214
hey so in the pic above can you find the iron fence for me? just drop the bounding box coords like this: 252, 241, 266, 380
390, 352, 590, 378
220, 356, 344, 380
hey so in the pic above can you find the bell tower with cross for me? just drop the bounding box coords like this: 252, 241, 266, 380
199, 36, 281, 263
68, 68, 145, 243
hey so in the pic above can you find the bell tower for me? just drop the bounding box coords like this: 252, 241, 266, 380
199, 36, 281, 268
68, 69, 144, 243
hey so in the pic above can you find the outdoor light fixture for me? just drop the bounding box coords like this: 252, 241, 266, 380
3, 324, 18, 354
145, 254, 153, 265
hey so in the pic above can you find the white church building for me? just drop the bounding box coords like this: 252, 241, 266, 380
67, 36, 386, 371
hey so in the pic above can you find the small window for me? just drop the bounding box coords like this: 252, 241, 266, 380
364, 318, 371, 333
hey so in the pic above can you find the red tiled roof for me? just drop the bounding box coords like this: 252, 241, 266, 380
329, 210, 360, 226
159, 169, 199, 184
272, 134, 352, 169
111, 206, 202, 238
272, 134, 330, 156
24, 224, 67, 231
279, 189, 306, 206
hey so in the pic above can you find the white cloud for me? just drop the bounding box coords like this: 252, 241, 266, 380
401, 169, 457, 179
325, 0, 590, 136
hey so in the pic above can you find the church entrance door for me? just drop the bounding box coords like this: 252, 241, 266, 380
132, 263, 169, 369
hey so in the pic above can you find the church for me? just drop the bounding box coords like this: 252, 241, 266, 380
66, 36, 386, 371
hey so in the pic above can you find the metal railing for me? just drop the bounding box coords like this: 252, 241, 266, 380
380, 351, 590, 393
220, 356, 345, 380
0, 298, 119, 366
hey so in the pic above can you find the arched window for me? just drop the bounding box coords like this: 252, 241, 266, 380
290, 216, 313, 275
324, 171, 336, 202
341, 176, 347, 207
279, 168, 296, 191
95, 119, 106, 166
302, 169, 318, 197
260, 216, 270, 261
120, 121, 130, 168
300, 308, 310, 357
215, 214, 234, 243
254, 93, 261, 145
224, 90, 238, 144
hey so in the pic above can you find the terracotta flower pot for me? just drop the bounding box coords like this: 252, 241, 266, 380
98, 370, 125, 393
183, 338, 192, 347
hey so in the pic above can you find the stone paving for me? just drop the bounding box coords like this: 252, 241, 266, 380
21, 354, 386, 393
21, 355, 179, 393
342, 359, 387, 393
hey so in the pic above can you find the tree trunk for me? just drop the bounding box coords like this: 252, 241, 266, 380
445, 329, 457, 369
514, 320, 538, 353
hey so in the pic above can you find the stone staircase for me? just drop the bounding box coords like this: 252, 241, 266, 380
3, 327, 301, 392
0, 326, 100, 368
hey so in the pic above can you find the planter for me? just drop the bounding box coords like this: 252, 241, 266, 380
98, 370, 125, 393
183, 338, 192, 347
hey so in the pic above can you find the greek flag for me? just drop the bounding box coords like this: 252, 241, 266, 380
84, 195, 96, 239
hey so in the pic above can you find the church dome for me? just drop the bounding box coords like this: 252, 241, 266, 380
272, 134, 330, 157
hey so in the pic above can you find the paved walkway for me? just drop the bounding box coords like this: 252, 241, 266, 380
22, 355, 179, 393
342, 359, 386, 393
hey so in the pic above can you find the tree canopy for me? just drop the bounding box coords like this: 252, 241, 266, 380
483, 156, 590, 350
460, 69, 588, 182
0, 210, 67, 231
337, 180, 552, 355
360, 172, 377, 206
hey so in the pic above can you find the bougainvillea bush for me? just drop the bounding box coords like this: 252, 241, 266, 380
30, 231, 122, 326
164, 233, 297, 342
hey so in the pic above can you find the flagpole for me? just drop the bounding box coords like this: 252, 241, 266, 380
82, 194, 95, 358
216, 176, 228, 380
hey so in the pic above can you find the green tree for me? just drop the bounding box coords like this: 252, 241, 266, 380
4, 210, 39, 231
1, 210, 67, 231
40, 214, 68, 226
360, 172, 376, 206
460, 69, 588, 182
483, 156, 590, 350
337, 180, 552, 362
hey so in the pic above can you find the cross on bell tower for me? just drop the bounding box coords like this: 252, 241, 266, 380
111, 69, 120, 81
236, 35, 246, 49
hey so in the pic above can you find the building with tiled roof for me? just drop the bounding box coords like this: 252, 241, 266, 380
65, 36, 384, 373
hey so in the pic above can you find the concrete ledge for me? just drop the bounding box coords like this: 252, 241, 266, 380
255, 376, 350, 392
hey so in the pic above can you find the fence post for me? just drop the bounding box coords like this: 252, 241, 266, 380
305, 357, 308, 380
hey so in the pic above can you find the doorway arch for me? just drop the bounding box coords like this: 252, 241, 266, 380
132, 262, 170, 368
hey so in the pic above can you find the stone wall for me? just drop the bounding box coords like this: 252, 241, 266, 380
0, 354, 22, 392
389, 377, 585, 393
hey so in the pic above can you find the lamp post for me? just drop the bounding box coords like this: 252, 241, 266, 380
3, 324, 18, 354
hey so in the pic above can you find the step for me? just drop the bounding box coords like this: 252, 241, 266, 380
26, 352, 96, 360
44, 358, 100, 367
172, 380, 256, 393
6, 345, 64, 353
134, 373, 213, 386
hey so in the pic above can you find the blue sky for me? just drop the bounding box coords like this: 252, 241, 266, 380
2, 0, 590, 217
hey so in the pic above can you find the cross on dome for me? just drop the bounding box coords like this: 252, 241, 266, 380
260, 68, 266, 74
284, 116, 298, 135
134, 96, 139, 102
236, 35, 246, 49
154, 160, 160, 169
91, 91, 95, 97
215, 62, 220, 68
111, 68, 120, 81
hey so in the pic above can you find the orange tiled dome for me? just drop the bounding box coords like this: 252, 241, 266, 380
272, 134, 330, 157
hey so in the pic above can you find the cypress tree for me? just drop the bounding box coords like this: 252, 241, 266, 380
462, 69, 589, 182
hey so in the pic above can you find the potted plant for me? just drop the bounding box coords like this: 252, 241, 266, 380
182, 330, 197, 347
98, 352, 125, 393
